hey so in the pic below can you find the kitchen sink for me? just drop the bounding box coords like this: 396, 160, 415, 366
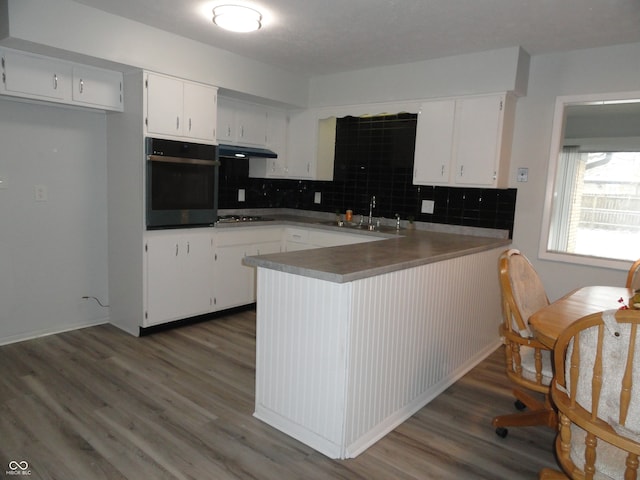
320, 220, 392, 232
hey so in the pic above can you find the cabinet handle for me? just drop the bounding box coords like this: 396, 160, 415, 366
441, 165, 445, 176
79, 78, 84, 94
189, 118, 192, 132
175, 244, 179, 256
460, 165, 464, 177
187, 241, 190, 254
176, 116, 180, 130
240, 125, 244, 138
227, 126, 231, 137
53, 74, 58, 90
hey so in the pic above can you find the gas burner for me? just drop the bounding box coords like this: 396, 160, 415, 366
216, 215, 274, 223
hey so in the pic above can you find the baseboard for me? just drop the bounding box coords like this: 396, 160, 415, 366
0, 317, 109, 346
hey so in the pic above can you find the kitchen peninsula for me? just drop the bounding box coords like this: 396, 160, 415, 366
244, 222, 510, 459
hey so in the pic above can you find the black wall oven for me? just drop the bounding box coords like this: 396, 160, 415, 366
146, 137, 219, 229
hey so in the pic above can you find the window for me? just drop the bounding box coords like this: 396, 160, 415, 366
540, 93, 640, 269
548, 149, 640, 260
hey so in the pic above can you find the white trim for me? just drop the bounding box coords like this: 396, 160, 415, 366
538, 90, 640, 269
0, 318, 109, 346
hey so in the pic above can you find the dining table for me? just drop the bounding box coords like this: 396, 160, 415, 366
529, 285, 635, 348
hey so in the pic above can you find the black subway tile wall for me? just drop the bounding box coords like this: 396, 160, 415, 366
218, 113, 517, 238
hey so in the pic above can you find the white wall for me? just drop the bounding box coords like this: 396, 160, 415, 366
0, 98, 109, 344
308, 42, 640, 301
309, 46, 526, 107
509, 42, 640, 300
1, 0, 309, 107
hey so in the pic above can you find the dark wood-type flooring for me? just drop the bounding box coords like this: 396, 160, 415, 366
0, 310, 558, 479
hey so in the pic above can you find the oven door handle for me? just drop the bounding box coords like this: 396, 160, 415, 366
147, 155, 220, 167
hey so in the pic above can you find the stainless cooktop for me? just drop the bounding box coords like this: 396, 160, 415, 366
216, 215, 275, 224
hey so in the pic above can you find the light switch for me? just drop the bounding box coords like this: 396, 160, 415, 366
35, 184, 48, 201
238, 188, 245, 202
314, 192, 321, 204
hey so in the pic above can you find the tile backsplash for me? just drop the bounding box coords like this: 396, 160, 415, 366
218, 158, 517, 238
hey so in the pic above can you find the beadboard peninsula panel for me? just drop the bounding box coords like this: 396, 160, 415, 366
254, 269, 352, 458
344, 247, 502, 456
253, 246, 503, 458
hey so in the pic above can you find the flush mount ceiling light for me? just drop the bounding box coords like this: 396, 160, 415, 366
213, 4, 262, 32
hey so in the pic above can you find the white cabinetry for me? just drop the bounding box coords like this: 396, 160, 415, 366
249, 108, 289, 178
412, 100, 455, 185
145, 72, 217, 142
213, 227, 282, 310
217, 97, 267, 146
286, 109, 335, 180
2, 49, 69, 100
144, 230, 214, 326
413, 93, 515, 188
1, 48, 123, 111
71, 65, 123, 110
284, 227, 380, 252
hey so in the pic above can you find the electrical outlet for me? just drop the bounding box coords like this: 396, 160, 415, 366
517, 168, 529, 182
314, 192, 321, 204
421, 199, 435, 214
35, 185, 48, 201
238, 188, 245, 202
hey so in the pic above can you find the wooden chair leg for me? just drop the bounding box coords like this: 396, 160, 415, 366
492, 388, 557, 430
539, 468, 568, 479
492, 408, 556, 429
512, 388, 545, 410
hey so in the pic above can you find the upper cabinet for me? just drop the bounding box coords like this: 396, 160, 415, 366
1, 48, 123, 111
217, 97, 267, 146
145, 72, 217, 143
286, 109, 334, 180
413, 93, 515, 188
249, 107, 290, 178
71, 65, 123, 110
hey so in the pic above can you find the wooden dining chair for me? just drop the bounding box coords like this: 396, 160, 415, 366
626, 258, 640, 291
492, 249, 556, 437
539, 309, 640, 480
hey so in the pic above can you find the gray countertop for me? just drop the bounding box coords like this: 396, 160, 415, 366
237, 213, 511, 283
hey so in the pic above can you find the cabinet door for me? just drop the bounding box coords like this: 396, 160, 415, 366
286, 109, 316, 179
183, 82, 217, 141
72, 65, 123, 111
217, 98, 236, 143
413, 100, 455, 185
145, 233, 183, 325
453, 95, 503, 186
235, 101, 267, 146
180, 232, 214, 317
2, 50, 69, 100
265, 109, 288, 176
213, 244, 255, 310
146, 73, 183, 136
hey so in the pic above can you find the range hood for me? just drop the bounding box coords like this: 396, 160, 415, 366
218, 143, 277, 159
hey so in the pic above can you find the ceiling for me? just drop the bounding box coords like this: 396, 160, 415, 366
70, 0, 640, 77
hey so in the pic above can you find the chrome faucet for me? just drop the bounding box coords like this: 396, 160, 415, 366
368, 195, 376, 225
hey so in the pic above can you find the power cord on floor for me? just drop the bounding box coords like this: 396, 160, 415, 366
82, 296, 110, 308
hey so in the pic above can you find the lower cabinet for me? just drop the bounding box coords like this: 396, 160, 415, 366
144, 230, 214, 326
213, 228, 282, 310
143, 224, 378, 328
284, 227, 380, 251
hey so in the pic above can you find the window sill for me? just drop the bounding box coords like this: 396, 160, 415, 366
538, 249, 632, 271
